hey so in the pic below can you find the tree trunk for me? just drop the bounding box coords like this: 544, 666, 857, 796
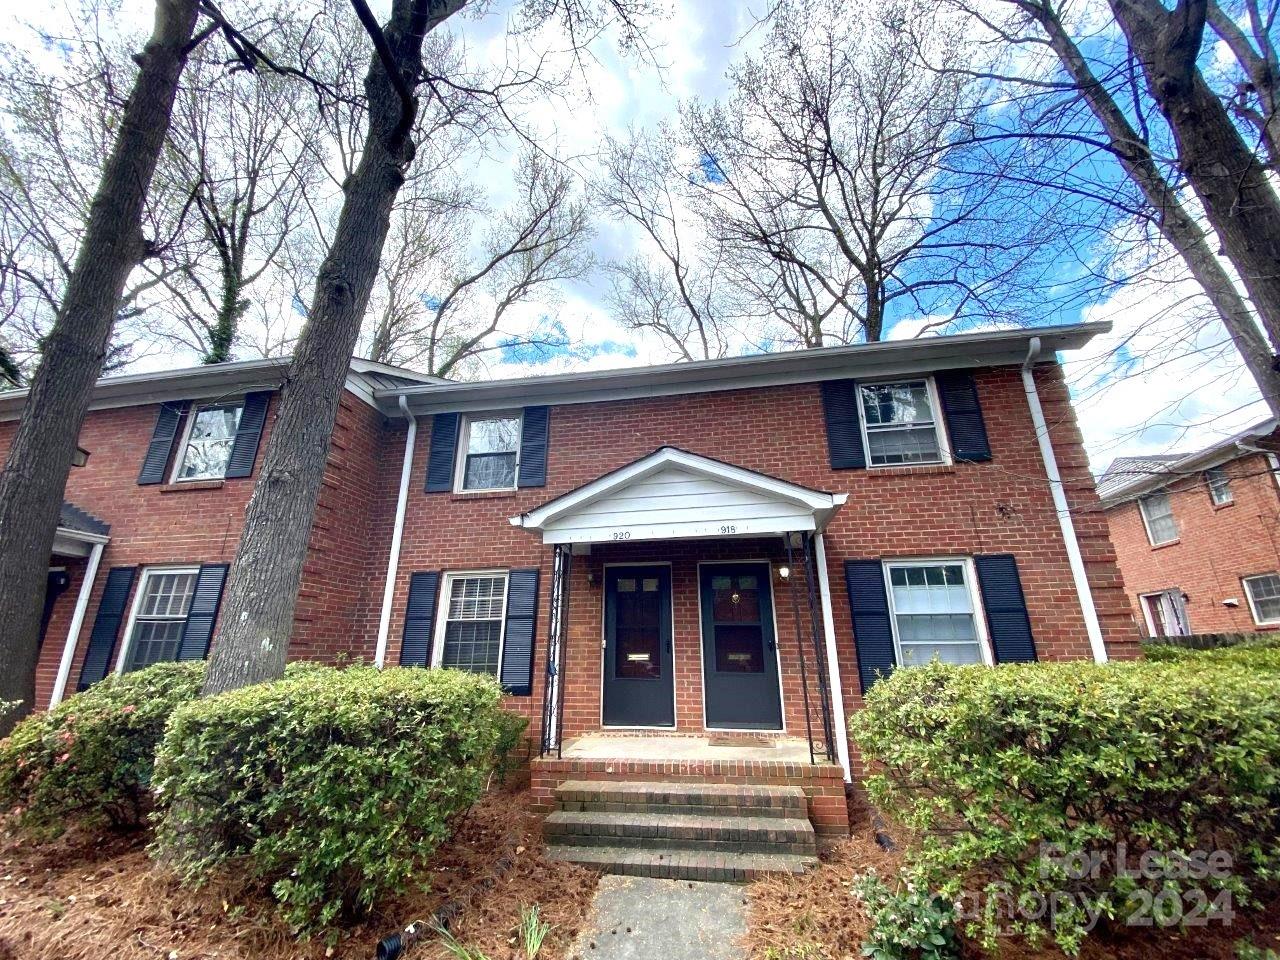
0, 0, 200, 734
201, 0, 460, 696
1027, 0, 1280, 416
1110, 0, 1280, 350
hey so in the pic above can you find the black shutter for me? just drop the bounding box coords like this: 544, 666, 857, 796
974, 554, 1037, 663
399, 571, 441, 667
935, 370, 991, 463
820, 380, 866, 470
176, 563, 228, 660
225, 391, 271, 479
844, 559, 896, 693
517, 406, 550, 488
76, 566, 137, 690
500, 568, 539, 695
137, 402, 188, 485
425, 413, 460, 492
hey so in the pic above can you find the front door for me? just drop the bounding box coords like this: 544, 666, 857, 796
603, 566, 674, 727
700, 563, 784, 730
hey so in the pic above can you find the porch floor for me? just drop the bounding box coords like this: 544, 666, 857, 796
560, 733, 816, 764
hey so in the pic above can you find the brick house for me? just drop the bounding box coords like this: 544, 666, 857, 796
5, 321, 1140, 869
1098, 420, 1280, 638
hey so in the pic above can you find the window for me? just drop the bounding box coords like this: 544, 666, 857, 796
1205, 466, 1233, 505
457, 414, 521, 491
120, 568, 198, 672
433, 572, 508, 675
859, 380, 944, 466
173, 402, 242, 481
1140, 589, 1190, 637
1138, 491, 1178, 545
1244, 574, 1280, 625
885, 560, 987, 666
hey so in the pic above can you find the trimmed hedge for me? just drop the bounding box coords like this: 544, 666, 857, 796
850, 661, 1280, 954
1144, 634, 1280, 670
0, 662, 205, 832
152, 665, 509, 932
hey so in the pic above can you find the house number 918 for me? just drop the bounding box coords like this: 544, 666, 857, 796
719, 525, 737, 534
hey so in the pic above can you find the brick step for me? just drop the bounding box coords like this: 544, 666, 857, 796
544, 843, 818, 882
544, 810, 817, 856
554, 780, 808, 818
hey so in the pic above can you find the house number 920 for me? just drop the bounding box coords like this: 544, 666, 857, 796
612, 531, 631, 540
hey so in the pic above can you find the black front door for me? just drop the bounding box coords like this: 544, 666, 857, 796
603, 566, 674, 727
700, 563, 783, 730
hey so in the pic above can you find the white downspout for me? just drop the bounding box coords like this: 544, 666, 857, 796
1021, 337, 1108, 663
814, 533, 852, 781
50, 540, 105, 707
375, 396, 418, 667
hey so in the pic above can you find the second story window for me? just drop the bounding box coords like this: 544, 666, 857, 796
859, 380, 944, 467
174, 402, 242, 481
457, 414, 521, 491
1205, 466, 1233, 505
1139, 491, 1178, 545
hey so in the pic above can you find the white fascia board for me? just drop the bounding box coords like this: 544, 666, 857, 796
513, 447, 840, 531
380, 322, 1111, 418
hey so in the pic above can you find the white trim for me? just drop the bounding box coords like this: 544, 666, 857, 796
696, 560, 787, 733
169, 399, 244, 483
375, 402, 417, 667
1137, 491, 1178, 546
1138, 588, 1191, 637
599, 562, 678, 730
856, 375, 952, 469
513, 447, 847, 544
454, 411, 522, 493
430, 570, 510, 676
814, 534, 851, 781
114, 565, 200, 674
882, 557, 994, 668
49, 541, 105, 707
1242, 573, 1280, 627
1021, 339, 1108, 663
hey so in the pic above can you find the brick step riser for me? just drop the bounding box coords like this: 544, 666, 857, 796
544, 831, 816, 857
555, 799, 807, 818
545, 845, 816, 882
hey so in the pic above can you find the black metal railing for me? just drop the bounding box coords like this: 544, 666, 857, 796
538, 544, 572, 757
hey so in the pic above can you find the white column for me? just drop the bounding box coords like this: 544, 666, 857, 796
50, 540, 105, 707
814, 533, 852, 781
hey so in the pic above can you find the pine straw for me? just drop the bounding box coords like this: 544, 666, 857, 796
0, 788, 598, 960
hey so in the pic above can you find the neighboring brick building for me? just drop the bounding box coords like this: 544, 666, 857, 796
5, 321, 1139, 841
1098, 421, 1280, 637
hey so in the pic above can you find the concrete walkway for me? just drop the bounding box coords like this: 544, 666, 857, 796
568, 875, 748, 960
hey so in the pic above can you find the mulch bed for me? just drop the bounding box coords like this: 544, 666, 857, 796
743, 799, 1280, 960
0, 787, 598, 960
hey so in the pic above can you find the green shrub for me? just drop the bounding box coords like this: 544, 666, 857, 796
852, 869, 960, 960
849, 661, 1280, 954
1144, 634, 1280, 670
152, 665, 509, 932
0, 662, 205, 832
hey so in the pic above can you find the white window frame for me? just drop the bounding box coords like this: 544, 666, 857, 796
453, 412, 522, 493
857, 376, 951, 469
881, 557, 993, 668
114, 565, 200, 674
1205, 465, 1234, 506
1138, 491, 1178, 546
1242, 573, 1280, 626
1138, 588, 1191, 637
170, 399, 245, 483
430, 569, 510, 676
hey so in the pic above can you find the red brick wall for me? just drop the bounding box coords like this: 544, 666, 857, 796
3, 387, 392, 707
377, 360, 1141, 745
1105, 449, 1280, 635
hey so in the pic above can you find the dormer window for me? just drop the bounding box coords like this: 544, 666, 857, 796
173, 402, 243, 481
456, 413, 521, 491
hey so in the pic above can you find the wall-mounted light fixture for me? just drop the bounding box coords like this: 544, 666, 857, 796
778, 565, 791, 580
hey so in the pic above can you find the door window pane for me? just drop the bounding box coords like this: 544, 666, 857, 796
715, 624, 766, 673
125, 570, 198, 672
712, 575, 761, 622
887, 562, 983, 666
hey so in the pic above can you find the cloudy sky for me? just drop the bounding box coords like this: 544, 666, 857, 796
4, 0, 1271, 474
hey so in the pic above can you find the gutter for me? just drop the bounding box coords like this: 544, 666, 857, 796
375, 396, 418, 667
1021, 338, 1108, 663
